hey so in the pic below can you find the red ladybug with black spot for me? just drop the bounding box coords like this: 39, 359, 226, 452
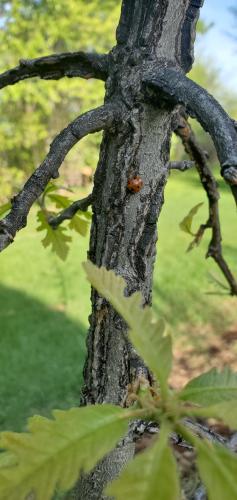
127, 176, 143, 193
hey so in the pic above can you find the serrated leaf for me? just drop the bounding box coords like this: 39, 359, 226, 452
190, 400, 237, 430
83, 261, 172, 394
43, 182, 58, 196
36, 209, 52, 230
48, 193, 72, 209
107, 423, 180, 500
37, 210, 71, 260
0, 202, 11, 219
178, 367, 237, 406
0, 405, 130, 500
42, 227, 72, 261
69, 215, 89, 237
196, 438, 237, 500
179, 202, 204, 236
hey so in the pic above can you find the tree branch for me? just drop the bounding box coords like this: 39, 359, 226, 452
48, 194, 92, 229
0, 51, 109, 90
0, 104, 118, 252
144, 66, 237, 202
169, 160, 195, 171
174, 112, 237, 296
67, 417, 226, 500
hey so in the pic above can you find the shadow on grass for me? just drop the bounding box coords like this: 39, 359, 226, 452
0, 285, 87, 432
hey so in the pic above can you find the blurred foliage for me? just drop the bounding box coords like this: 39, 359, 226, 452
197, 18, 214, 35
0, 2, 236, 202
0, 165, 25, 202
0, 0, 120, 202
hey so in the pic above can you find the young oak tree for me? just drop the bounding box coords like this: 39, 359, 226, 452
0, 0, 237, 498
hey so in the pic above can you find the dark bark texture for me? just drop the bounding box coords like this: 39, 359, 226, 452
0, 52, 109, 89
82, 0, 203, 410
76, 1, 204, 498
145, 66, 237, 192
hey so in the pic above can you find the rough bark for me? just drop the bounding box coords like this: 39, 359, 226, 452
144, 66, 237, 200
0, 51, 109, 89
68, 442, 135, 500
77, 1, 204, 498
83, 0, 203, 408
82, 103, 172, 406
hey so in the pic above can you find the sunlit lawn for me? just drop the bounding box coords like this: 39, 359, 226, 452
0, 171, 236, 431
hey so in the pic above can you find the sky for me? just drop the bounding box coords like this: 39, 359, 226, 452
196, 0, 237, 90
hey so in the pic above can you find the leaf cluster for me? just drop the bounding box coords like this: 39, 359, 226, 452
0, 262, 236, 499
0, 0, 120, 183
36, 183, 91, 260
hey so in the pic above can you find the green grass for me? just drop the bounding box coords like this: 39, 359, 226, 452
154, 171, 237, 333
0, 171, 236, 431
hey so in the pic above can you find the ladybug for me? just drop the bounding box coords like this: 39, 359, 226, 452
127, 176, 143, 193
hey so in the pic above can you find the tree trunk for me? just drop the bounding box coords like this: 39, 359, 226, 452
76, 0, 203, 497
82, 0, 202, 406
82, 103, 172, 405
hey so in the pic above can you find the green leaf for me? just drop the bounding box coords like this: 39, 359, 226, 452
83, 261, 172, 394
0, 452, 17, 469
37, 210, 71, 261
0, 405, 130, 500
0, 202, 11, 219
196, 439, 237, 500
69, 214, 89, 237
41, 227, 72, 261
43, 182, 59, 196
178, 367, 237, 406
80, 210, 92, 221
179, 202, 204, 236
189, 400, 237, 430
48, 193, 72, 209
107, 423, 180, 500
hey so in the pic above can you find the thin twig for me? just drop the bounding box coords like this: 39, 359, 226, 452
169, 160, 195, 171
0, 104, 118, 252
131, 416, 227, 449
0, 51, 109, 90
174, 112, 237, 295
48, 194, 92, 229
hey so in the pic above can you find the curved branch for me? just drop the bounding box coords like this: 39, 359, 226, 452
0, 51, 109, 90
144, 67, 237, 193
48, 194, 92, 229
0, 104, 118, 252
174, 112, 237, 295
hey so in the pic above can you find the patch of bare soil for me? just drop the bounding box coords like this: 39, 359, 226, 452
171, 323, 237, 390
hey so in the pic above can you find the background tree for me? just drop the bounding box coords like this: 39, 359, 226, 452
0, 0, 119, 201
0, 0, 237, 498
